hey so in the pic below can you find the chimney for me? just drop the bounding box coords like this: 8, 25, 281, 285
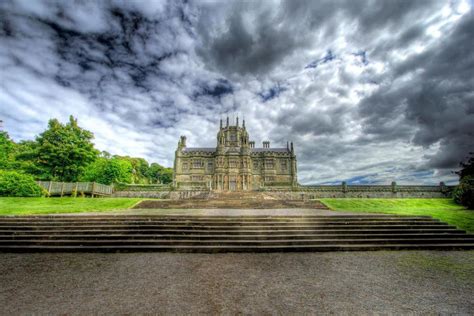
220, 118, 223, 129
290, 142, 294, 153
263, 141, 270, 148
236, 116, 239, 127
226, 116, 229, 127
249, 141, 255, 148
243, 119, 246, 128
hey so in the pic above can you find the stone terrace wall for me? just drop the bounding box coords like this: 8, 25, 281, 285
266, 182, 454, 199
111, 182, 455, 199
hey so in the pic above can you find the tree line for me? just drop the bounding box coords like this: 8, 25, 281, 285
0, 116, 173, 190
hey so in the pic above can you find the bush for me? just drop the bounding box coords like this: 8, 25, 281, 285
453, 176, 474, 210
0, 170, 43, 197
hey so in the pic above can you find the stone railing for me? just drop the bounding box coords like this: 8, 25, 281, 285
37, 181, 113, 197
269, 181, 455, 198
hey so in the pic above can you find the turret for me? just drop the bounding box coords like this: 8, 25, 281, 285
178, 135, 187, 149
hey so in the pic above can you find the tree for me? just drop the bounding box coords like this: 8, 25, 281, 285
114, 156, 150, 184
453, 153, 474, 209
159, 167, 173, 184
0, 132, 15, 169
81, 157, 133, 185
148, 163, 164, 183
33, 116, 98, 181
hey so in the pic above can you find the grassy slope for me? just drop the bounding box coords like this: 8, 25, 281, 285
0, 197, 142, 216
321, 198, 474, 233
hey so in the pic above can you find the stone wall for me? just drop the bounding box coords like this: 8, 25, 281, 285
112, 191, 170, 198
265, 182, 454, 199
111, 182, 455, 199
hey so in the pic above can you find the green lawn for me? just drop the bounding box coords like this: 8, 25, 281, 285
321, 198, 474, 233
0, 197, 142, 216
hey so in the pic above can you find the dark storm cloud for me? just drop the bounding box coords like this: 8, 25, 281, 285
0, 0, 471, 184
359, 12, 474, 169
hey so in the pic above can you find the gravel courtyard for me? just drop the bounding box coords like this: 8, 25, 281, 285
1, 251, 473, 315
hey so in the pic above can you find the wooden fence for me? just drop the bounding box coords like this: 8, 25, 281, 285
37, 181, 113, 197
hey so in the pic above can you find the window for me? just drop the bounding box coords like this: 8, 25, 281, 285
182, 163, 188, 171
265, 176, 275, 182
229, 160, 237, 168
193, 160, 203, 168
207, 162, 213, 170
265, 159, 274, 169
253, 161, 259, 169
230, 133, 237, 141
280, 160, 288, 171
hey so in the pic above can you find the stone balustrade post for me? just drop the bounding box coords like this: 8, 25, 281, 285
342, 181, 347, 193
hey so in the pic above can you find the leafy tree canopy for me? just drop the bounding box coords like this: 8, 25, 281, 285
0, 115, 173, 186
34, 116, 99, 181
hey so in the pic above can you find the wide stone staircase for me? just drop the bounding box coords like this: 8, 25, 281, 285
0, 215, 473, 252
135, 191, 328, 209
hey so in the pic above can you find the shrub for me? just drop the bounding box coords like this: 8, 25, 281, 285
0, 170, 43, 197
453, 176, 474, 210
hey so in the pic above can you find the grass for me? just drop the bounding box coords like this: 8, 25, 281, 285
0, 197, 143, 216
321, 198, 474, 233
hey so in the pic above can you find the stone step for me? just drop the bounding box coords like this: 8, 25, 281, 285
0, 215, 471, 252
1, 233, 470, 240
133, 199, 329, 209
0, 224, 455, 231
0, 220, 447, 226
1, 239, 474, 247
0, 228, 464, 235
1, 244, 473, 252
0, 215, 434, 220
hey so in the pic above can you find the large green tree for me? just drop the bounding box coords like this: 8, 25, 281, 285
33, 116, 98, 181
81, 157, 133, 185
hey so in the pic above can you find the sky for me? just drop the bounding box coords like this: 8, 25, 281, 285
0, 0, 473, 185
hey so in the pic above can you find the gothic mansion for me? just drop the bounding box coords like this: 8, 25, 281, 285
173, 117, 297, 191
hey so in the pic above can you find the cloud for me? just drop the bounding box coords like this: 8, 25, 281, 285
0, 0, 472, 185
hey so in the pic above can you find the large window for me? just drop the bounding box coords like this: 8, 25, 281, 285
229, 160, 237, 168
193, 160, 203, 169
280, 160, 288, 171
182, 163, 188, 171
265, 159, 274, 169
207, 162, 213, 170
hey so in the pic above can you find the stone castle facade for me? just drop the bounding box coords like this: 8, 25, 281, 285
173, 117, 297, 191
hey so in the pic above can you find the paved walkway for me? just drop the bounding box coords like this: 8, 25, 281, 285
0, 251, 473, 314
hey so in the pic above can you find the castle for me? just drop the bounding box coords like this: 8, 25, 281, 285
173, 117, 297, 191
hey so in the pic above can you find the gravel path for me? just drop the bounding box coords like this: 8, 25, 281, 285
1, 251, 473, 315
